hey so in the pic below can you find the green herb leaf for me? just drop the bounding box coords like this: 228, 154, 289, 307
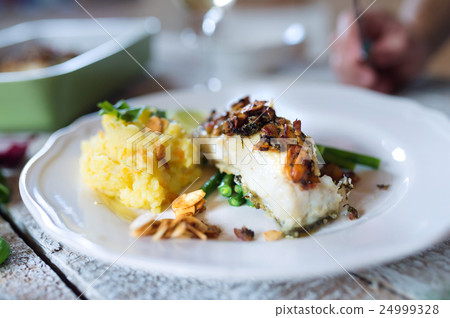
97, 100, 166, 123
98, 101, 116, 116
155, 110, 167, 118
120, 108, 144, 122
0, 183, 10, 204
0, 237, 11, 265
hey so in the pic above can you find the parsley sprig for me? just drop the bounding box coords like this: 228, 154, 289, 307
97, 100, 167, 122
98, 100, 144, 122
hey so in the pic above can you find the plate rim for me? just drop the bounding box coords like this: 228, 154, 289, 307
19, 82, 450, 280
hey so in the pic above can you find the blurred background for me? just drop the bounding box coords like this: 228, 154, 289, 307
0, 0, 449, 130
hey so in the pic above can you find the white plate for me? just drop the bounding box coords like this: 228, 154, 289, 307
20, 81, 450, 280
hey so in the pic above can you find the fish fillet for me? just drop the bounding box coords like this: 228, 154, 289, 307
199, 97, 347, 235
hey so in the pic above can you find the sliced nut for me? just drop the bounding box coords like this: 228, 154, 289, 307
170, 222, 187, 238
161, 118, 170, 130
155, 144, 165, 161
130, 213, 159, 238
172, 190, 206, 210
152, 220, 170, 241
130, 213, 154, 231
195, 199, 205, 210
173, 206, 196, 217
146, 116, 163, 132
186, 224, 208, 240
130, 214, 221, 241
263, 230, 283, 241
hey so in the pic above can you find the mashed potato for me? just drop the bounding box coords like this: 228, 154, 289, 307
80, 108, 201, 214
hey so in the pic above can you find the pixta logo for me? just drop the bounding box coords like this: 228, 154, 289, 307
125, 128, 172, 175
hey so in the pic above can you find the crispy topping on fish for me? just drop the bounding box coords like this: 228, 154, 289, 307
203, 96, 320, 189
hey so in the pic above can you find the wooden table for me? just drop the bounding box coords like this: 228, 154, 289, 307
1, 167, 450, 300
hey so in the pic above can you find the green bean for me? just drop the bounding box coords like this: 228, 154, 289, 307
234, 184, 243, 194
246, 199, 255, 207
0, 237, 10, 265
201, 171, 224, 197
218, 174, 234, 197
228, 194, 246, 207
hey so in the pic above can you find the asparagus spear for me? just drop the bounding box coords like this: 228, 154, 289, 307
316, 144, 380, 170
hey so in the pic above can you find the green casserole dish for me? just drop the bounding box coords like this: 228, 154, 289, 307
0, 17, 159, 131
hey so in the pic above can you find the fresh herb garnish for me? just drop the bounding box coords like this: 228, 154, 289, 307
0, 170, 10, 204
0, 237, 11, 265
98, 100, 167, 122
98, 100, 144, 122
155, 110, 167, 119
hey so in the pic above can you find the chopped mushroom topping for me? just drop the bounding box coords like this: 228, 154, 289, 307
320, 163, 344, 183
203, 96, 320, 189
234, 226, 255, 241
285, 145, 320, 189
146, 116, 163, 132
344, 204, 359, 220
203, 97, 292, 140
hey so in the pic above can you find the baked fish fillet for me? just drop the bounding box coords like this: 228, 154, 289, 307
199, 97, 346, 235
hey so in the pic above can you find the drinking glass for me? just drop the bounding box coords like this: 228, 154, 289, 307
173, 0, 236, 91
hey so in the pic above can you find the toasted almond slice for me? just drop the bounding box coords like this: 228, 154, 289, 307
185, 217, 208, 232
130, 213, 160, 238
171, 194, 188, 209
130, 213, 155, 231
179, 232, 195, 239
195, 199, 205, 210
132, 220, 160, 238
196, 205, 206, 215
186, 224, 207, 241
152, 220, 170, 241
162, 220, 176, 239
161, 118, 170, 130
263, 230, 283, 242
155, 144, 166, 161
170, 215, 187, 228
170, 222, 187, 238
146, 116, 163, 132
173, 206, 196, 217
172, 190, 206, 210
